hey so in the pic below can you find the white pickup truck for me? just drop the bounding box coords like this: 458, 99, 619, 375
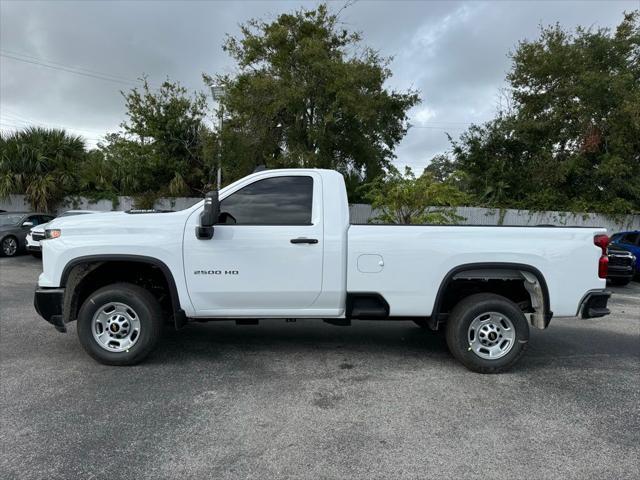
34, 169, 611, 372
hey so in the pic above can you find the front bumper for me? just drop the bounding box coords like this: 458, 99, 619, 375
26, 244, 41, 253
25, 234, 41, 249
34, 287, 66, 332
607, 265, 635, 279
579, 290, 611, 319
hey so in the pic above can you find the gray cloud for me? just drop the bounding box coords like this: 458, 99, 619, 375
0, 0, 634, 169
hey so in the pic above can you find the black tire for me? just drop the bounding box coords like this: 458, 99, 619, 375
445, 293, 529, 374
1, 235, 19, 257
77, 283, 163, 366
608, 277, 631, 286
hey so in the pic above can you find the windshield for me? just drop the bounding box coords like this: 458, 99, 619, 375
0, 214, 24, 226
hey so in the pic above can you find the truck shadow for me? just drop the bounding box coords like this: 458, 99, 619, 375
150, 318, 639, 370
151, 320, 450, 365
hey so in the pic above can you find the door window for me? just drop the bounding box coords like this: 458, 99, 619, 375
622, 233, 639, 245
219, 176, 313, 225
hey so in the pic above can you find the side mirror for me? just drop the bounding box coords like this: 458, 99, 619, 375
22, 221, 34, 228
196, 190, 219, 240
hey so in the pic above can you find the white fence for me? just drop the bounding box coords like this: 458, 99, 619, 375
1, 195, 638, 234
0, 194, 200, 215
349, 204, 640, 233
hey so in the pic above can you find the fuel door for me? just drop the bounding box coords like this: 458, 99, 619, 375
357, 254, 384, 273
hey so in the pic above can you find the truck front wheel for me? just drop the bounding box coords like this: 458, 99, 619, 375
77, 283, 163, 365
445, 293, 529, 373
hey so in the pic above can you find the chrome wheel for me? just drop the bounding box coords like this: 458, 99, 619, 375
91, 302, 141, 352
467, 311, 516, 360
2, 237, 18, 256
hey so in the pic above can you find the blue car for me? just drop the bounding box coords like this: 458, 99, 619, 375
610, 231, 640, 273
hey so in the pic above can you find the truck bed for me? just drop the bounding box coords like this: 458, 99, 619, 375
347, 224, 607, 317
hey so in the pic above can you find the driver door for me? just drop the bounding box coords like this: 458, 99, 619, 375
183, 172, 324, 316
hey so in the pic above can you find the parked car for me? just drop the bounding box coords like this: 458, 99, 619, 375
610, 231, 640, 274
34, 169, 611, 373
606, 243, 636, 286
0, 212, 56, 257
26, 210, 102, 257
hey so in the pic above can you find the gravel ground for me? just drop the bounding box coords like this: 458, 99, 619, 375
1, 254, 639, 480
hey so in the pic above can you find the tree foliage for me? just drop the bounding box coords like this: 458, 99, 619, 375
207, 4, 419, 199
363, 167, 468, 224
450, 11, 640, 214
100, 79, 213, 198
0, 127, 86, 211
1, 8, 638, 218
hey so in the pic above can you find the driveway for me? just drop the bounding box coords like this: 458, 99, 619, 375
1, 255, 639, 479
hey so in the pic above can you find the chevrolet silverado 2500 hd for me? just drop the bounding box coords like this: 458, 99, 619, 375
34, 169, 611, 372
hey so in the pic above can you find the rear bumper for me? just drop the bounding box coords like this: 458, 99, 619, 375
34, 287, 66, 332
579, 290, 611, 319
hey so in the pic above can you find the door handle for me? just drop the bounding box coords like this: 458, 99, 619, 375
290, 238, 318, 244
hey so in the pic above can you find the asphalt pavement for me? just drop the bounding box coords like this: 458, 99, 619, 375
1, 254, 639, 480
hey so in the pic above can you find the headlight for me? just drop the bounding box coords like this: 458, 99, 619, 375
45, 229, 61, 239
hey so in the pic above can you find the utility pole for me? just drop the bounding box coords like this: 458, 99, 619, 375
210, 84, 224, 190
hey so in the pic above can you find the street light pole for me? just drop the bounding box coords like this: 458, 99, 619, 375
210, 84, 224, 190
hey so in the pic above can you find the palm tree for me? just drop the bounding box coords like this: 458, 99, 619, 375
0, 127, 86, 212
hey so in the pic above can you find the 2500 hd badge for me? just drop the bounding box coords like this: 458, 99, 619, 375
194, 270, 239, 275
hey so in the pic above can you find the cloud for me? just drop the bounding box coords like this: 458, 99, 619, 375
0, 0, 633, 166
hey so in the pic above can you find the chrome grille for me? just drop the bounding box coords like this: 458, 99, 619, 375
609, 254, 633, 267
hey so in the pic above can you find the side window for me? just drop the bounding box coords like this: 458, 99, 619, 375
219, 176, 313, 225
26, 215, 40, 226
622, 233, 639, 245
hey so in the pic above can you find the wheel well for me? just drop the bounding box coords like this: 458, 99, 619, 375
63, 260, 177, 324
433, 265, 550, 330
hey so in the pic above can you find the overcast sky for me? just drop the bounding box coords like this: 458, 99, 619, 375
1, 0, 637, 170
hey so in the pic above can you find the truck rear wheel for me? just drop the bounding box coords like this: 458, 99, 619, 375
77, 283, 163, 365
445, 293, 529, 373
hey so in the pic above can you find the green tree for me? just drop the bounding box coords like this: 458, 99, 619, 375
424, 153, 458, 183
451, 116, 530, 207
77, 148, 118, 202
452, 11, 640, 213
101, 79, 213, 198
206, 4, 419, 198
0, 127, 86, 211
363, 167, 468, 224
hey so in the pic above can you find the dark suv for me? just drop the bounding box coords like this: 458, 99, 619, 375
0, 212, 56, 257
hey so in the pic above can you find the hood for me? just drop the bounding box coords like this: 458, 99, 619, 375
46, 209, 191, 234
47, 211, 125, 229
0, 224, 19, 232
31, 223, 48, 233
